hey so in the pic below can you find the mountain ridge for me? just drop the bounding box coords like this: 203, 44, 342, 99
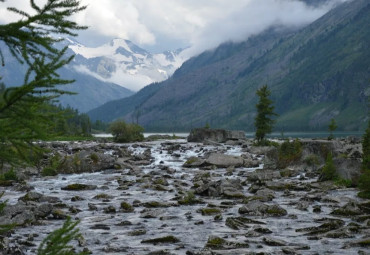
1, 37, 186, 112
68, 38, 185, 91
88, 0, 369, 131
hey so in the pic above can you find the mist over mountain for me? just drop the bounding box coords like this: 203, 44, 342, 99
88, 0, 369, 132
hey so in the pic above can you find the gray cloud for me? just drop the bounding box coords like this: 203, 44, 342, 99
0, 0, 349, 57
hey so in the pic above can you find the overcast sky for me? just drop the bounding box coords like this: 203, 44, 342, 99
0, 0, 348, 57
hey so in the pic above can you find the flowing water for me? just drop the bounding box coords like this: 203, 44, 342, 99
2, 139, 367, 254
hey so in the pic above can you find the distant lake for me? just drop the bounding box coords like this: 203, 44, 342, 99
261, 131, 364, 139
94, 131, 363, 139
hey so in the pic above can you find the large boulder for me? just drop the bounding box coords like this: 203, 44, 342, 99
206, 153, 244, 168
187, 128, 245, 143
334, 158, 362, 184
58, 150, 115, 174
195, 179, 244, 198
0, 200, 54, 226
238, 200, 287, 217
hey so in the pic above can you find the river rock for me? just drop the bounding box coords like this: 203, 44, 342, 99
254, 188, 275, 202
247, 169, 281, 182
187, 128, 245, 143
331, 201, 364, 216
195, 179, 244, 198
0, 201, 53, 226
239, 200, 287, 217
61, 183, 97, 191
140, 209, 163, 218
58, 150, 115, 174
263, 237, 288, 246
18, 192, 61, 203
296, 218, 345, 235
183, 157, 206, 168
205, 153, 244, 168
225, 217, 265, 230
204, 235, 249, 250
333, 157, 362, 184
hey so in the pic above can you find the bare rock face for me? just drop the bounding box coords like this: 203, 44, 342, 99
187, 128, 245, 143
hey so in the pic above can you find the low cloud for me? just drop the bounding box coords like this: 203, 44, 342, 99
0, 0, 349, 57
73, 65, 151, 91
181, 0, 348, 58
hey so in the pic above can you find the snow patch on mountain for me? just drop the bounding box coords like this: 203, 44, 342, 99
68, 38, 185, 91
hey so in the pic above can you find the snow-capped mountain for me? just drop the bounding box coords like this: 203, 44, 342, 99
67, 38, 185, 91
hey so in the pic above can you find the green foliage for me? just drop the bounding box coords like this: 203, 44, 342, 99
37, 217, 87, 255
358, 120, 370, 198
92, 120, 109, 132
0, 0, 86, 169
178, 191, 201, 205
278, 139, 302, 168
334, 178, 353, 188
254, 85, 277, 144
206, 236, 226, 248
320, 153, 337, 181
328, 118, 338, 140
109, 120, 144, 143
361, 120, 370, 171
0, 168, 18, 181
41, 154, 61, 177
303, 154, 320, 166
50, 105, 92, 137
200, 208, 222, 215
90, 153, 99, 164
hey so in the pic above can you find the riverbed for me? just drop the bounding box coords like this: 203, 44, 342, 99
1, 139, 368, 254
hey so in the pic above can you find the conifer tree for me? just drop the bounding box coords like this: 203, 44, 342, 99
0, 0, 87, 168
328, 118, 338, 140
37, 217, 88, 255
358, 120, 370, 198
254, 85, 277, 144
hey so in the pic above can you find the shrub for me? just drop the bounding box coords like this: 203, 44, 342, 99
0, 168, 18, 181
320, 153, 336, 181
109, 120, 144, 143
277, 139, 302, 168
41, 166, 58, 177
90, 153, 99, 164
253, 139, 279, 147
328, 118, 337, 140
334, 178, 353, 188
41, 155, 61, 177
303, 154, 320, 166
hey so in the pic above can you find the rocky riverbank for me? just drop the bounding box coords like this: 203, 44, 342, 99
0, 135, 369, 254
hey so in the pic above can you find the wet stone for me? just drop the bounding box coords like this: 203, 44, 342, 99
61, 183, 97, 191
239, 200, 287, 217
103, 205, 116, 214
90, 224, 110, 230
225, 217, 265, 230
127, 229, 147, 236
141, 235, 180, 244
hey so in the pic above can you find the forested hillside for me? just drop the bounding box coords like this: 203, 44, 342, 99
88, 0, 369, 132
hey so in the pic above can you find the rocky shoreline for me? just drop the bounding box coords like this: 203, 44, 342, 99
0, 133, 369, 254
